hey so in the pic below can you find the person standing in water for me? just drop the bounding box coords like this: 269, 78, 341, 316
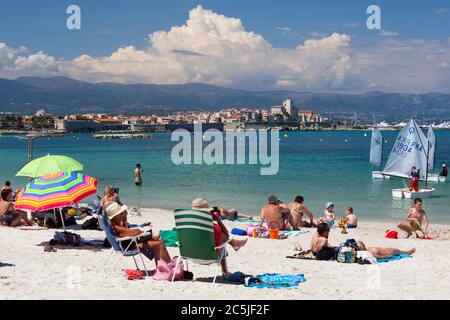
134, 163, 143, 186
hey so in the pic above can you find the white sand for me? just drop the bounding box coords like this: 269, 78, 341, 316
1, 208, 450, 300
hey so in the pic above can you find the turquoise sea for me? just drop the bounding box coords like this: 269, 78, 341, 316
1, 131, 449, 223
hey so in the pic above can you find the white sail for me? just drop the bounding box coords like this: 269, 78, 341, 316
427, 126, 436, 172
370, 127, 383, 167
382, 119, 429, 180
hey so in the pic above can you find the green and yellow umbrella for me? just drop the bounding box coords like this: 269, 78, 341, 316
16, 154, 83, 178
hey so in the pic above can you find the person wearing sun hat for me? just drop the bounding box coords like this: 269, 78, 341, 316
318, 202, 336, 228
192, 198, 248, 276
105, 202, 172, 265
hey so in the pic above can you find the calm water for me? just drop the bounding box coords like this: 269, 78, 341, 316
1, 131, 449, 222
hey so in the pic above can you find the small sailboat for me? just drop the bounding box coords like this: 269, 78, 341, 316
370, 126, 390, 179
426, 125, 446, 183
382, 119, 435, 199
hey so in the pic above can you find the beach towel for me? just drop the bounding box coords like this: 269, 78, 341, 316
245, 273, 306, 288
286, 250, 316, 260
160, 228, 179, 247
377, 254, 412, 263
280, 230, 309, 237
235, 219, 259, 223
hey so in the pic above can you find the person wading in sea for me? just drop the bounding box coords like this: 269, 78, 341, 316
134, 163, 143, 186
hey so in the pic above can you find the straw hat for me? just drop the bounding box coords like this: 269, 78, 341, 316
105, 202, 128, 220
192, 198, 213, 211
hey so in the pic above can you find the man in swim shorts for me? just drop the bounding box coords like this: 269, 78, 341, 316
397, 198, 429, 239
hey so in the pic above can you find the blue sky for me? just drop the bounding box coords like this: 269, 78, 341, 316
0, 1, 449, 92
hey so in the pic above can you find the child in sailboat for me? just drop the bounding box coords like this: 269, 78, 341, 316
409, 166, 420, 192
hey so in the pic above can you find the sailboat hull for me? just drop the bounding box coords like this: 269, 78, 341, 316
372, 171, 390, 179
427, 174, 446, 183
392, 188, 434, 199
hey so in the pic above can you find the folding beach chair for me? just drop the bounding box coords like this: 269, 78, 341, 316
97, 207, 151, 276
172, 208, 229, 284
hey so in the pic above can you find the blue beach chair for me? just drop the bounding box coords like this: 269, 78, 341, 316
97, 207, 152, 276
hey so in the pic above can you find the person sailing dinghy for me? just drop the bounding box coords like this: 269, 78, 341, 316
370, 126, 389, 179
382, 119, 435, 198
426, 126, 446, 183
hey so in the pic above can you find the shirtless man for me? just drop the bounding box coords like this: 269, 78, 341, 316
310, 222, 337, 260
217, 208, 253, 221
397, 198, 429, 238
357, 241, 416, 259
258, 195, 297, 230
287, 196, 315, 228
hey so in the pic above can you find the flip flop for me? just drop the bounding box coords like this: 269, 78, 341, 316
44, 246, 57, 252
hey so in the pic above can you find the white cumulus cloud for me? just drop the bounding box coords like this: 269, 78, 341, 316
0, 5, 449, 93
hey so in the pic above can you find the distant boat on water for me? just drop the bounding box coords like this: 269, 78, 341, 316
382, 119, 435, 199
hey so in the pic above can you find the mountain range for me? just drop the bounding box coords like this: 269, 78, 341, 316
1, 76, 450, 122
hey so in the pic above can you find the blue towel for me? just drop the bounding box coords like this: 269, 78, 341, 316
235, 219, 259, 223
231, 228, 248, 236
377, 254, 412, 263
245, 273, 306, 288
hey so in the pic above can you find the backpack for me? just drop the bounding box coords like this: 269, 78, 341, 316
82, 217, 100, 230
53, 231, 82, 246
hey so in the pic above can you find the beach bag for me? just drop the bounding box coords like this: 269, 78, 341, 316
82, 217, 100, 230
152, 256, 184, 281
53, 231, 82, 246
337, 246, 356, 263
385, 230, 398, 239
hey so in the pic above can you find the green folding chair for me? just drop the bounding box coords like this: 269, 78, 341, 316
172, 208, 228, 284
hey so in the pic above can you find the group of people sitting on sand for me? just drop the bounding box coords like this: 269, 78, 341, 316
256, 195, 358, 231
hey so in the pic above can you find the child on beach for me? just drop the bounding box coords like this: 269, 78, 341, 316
318, 202, 336, 228
343, 207, 358, 228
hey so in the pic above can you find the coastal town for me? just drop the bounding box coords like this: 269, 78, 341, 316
2, 99, 450, 134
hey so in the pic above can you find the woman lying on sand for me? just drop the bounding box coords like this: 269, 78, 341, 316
211, 207, 253, 221
0, 188, 32, 227
357, 241, 416, 259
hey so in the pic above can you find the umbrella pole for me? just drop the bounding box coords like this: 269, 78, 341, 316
59, 208, 66, 231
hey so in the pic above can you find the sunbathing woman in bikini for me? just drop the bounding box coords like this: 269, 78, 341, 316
357, 241, 416, 259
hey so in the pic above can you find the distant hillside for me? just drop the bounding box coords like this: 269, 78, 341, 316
1, 76, 449, 121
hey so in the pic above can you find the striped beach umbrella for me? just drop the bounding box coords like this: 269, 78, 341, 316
15, 171, 97, 212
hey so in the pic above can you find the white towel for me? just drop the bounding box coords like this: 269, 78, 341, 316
357, 251, 378, 264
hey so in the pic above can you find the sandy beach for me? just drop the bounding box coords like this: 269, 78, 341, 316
1, 208, 450, 300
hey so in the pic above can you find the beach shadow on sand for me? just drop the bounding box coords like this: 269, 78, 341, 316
194, 276, 242, 285
0, 262, 15, 268
36, 241, 107, 251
